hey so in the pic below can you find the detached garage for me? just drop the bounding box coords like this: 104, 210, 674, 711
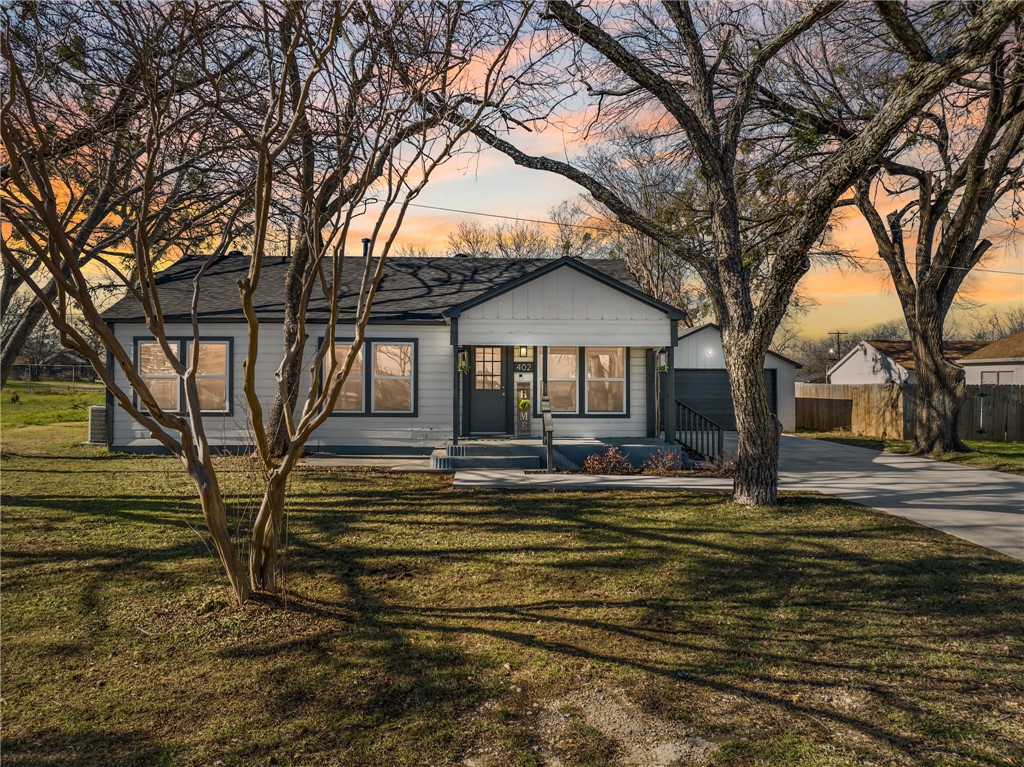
673, 324, 799, 432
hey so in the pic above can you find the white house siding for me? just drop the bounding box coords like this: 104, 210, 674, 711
674, 325, 798, 432
458, 266, 672, 348
962, 361, 1024, 385
109, 321, 453, 451
828, 342, 913, 385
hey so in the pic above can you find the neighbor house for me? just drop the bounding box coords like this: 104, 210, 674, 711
957, 329, 1024, 385
827, 339, 988, 385
101, 253, 797, 456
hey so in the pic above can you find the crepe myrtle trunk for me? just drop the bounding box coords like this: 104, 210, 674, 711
909, 307, 969, 456
250, 470, 288, 592
722, 328, 782, 506
191, 460, 251, 605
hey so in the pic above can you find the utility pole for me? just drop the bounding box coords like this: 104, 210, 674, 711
826, 330, 848, 384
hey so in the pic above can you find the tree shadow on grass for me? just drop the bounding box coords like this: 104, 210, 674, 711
6, 476, 1023, 765
273, 488, 1024, 763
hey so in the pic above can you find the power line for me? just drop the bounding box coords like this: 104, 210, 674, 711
397, 200, 1024, 277
404, 201, 621, 233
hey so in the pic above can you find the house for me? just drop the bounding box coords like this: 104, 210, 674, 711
673, 323, 800, 431
827, 339, 988, 385
10, 350, 94, 382
102, 254, 701, 454
957, 329, 1024, 385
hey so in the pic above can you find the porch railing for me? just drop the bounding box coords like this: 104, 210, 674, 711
674, 400, 725, 460
541, 395, 554, 473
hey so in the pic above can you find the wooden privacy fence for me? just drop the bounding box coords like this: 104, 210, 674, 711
796, 383, 1023, 442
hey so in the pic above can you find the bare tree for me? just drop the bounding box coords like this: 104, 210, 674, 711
440, 1, 1019, 504
0, 2, 253, 386
853, 45, 1023, 455
2, 0, 525, 602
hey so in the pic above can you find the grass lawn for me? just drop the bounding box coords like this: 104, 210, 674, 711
798, 430, 1024, 476
2, 423, 1023, 767
1, 380, 105, 429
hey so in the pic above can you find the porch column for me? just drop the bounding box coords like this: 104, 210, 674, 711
663, 326, 678, 443
451, 318, 460, 445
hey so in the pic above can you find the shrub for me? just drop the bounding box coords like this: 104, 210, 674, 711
641, 448, 684, 476
581, 446, 634, 475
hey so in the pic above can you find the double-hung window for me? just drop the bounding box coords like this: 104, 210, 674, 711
136, 339, 231, 413
541, 346, 628, 415
373, 343, 414, 413
138, 342, 180, 411
330, 342, 364, 412
329, 339, 415, 414
585, 347, 626, 413
547, 347, 578, 413
186, 341, 229, 412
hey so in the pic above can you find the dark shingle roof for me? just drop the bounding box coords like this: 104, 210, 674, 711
959, 329, 1024, 362
866, 339, 989, 370
102, 255, 643, 324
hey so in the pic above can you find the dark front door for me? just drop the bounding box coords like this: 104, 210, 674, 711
469, 346, 509, 434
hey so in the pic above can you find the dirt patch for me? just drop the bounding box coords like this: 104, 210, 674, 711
534, 687, 716, 766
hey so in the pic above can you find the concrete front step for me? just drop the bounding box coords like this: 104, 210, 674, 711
430, 449, 541, 470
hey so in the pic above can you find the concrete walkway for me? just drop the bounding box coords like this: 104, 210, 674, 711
455, 435, 1024, 561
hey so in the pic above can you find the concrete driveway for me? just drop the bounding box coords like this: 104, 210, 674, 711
774, 435, 1024, 561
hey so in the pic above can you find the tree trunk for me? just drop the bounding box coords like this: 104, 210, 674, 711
250, 472, 287, 592
723, 330, 782, 506
265, 239, 313, 457
909, 312, 968, 456
192, 465, 251, 605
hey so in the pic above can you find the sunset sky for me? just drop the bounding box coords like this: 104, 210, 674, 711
349, 132, 1024, 341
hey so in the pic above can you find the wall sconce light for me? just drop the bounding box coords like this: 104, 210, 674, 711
705, 347, 714, 357
457, 347, 468, 373
519, 345, 529, 358
656, 348, 668, 372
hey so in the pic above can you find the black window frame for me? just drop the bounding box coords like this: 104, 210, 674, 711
322, 336, 419, 418
535, 345, 631, 419
132, 336, 235, 416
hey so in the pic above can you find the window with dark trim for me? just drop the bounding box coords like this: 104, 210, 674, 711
323, 337, 417, 416
372, 342, 414, 413
138, 342, 180, 411
585, 347, 626, 414
539, 346, 630, 418
547, 347, 578, 413
330, 342, 364, 412
134, 338, 233, 414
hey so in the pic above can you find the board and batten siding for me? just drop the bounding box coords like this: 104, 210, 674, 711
109, 322, 453, 450
674, 325, 798, 432
458, 266, 672, 347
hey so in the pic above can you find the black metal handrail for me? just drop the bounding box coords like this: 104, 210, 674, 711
674, 400, 725, 460
541, 395, 554, 473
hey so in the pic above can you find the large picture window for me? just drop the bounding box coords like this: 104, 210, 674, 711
330, 342, 364, 412
135, 338, 232, 414
585, 347, 626, 413
547, 347, 578, 412
372, 343, 414, 412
